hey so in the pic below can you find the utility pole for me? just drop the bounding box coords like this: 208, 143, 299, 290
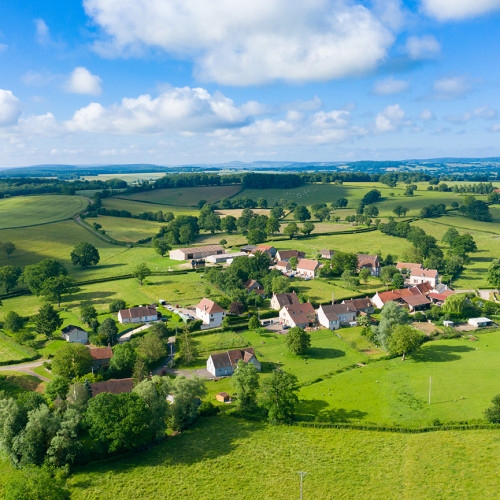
297, 471, 307, 500
429, 376, 431, 405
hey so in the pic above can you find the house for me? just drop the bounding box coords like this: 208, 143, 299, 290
207, 348, 261, 377
271, 291, 300, 310
89, 346, 113, 370
90, 378, 133, 397
396, 262, 423, 273
296, 259, 321, 278
276, 250, 305, 262
409, 268, 439, 288
61, 325, 88, 344
240, 245, 257, 254
275, 260, 291, 273
357, 254, 381, 276
252, 244, 277, 258
196, 297, 226, 327
468, 317, 494, 328
401, 294, 431, 312
371, 287, 431, 311
215, 392, 231, 402
279, 302, 316, 328
320, 249, 334, 259
206, 252, 248, 264
342, 297, 374, 314
169, 245, 224, 261
118, 305, 158, 325
317, 304, 357, 330
244, 279, 265, 295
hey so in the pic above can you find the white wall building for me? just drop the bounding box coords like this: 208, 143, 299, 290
196, 297, 226, 327
118, 306, 158, 325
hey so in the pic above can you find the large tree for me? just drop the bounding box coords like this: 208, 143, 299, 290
293, 205, 311, 222
388, 325, 423, 360
152, 237, 171, 257
97, 317, 119, 345
261, 369, 299, 424
0, 265, 21, 293
372, 301, 411, 350
170, 376, 207, 430
40, 275, 79, 307
134, 263, 151, 285
484, 394, 500, 423
34, 303, 63, 338
80, 304, 97, 327
285, 327, 311, 356
283, 223, 299, 239
21, 259, 67, 296
70, 242, 100, 268
109, 342, 137, 378
246, 228, 267, 245
231, 360, 260, 411
51, 343, 92, 379
331, 251, 358, 276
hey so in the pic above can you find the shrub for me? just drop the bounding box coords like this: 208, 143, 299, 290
109, 299, 126, 313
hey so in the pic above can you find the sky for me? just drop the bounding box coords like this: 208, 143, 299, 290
0, 0, 500, 167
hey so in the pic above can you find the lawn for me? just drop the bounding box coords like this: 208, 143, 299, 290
297, 330, 500, 425
0, 332, 37, 363
115, 185, 242, 207
0, 371, 44, 396
0, 195, 88, 229
60, 417, 499, 499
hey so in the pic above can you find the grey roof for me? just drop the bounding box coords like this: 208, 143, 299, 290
320, 303, 357, 321
61, 325, 87, 335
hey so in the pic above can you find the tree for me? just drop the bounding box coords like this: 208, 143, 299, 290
179, 224, 194, 244
4, 311, 23, 332
283, 223, 299, 239
314, 206, 330, 221
365, 205, 379, 217
266, 217, 281, 235
458, 196, 492, 221
179, 327, 198, 366
484, 394, 500, 423
40, 276, 78, 307
341, 270, 359, 289
300, 222, 315, 236
34, 303, 63, 338
231, 360, 260, 411
70, 242, 100, 268
358, 268, 371, 284
372, 301, 411, 350
248, 315, 260, 330
109, 342, 137, 377
387, 325, 423, 360
441, 294, 469, 316
221, 215, 237, 233
442, 227, 459, 246
109, 298, 126, 313
152, 238, 171, 257
392, 273, 405, 288
0, 266, 21, 293
362, 189, 381, 205
5, 466, 70, 500
137, 331, 167, 365
46, 408, 82, 467
51, 343, 92, 379
170, 376, 207, 430
331, 251, 358, 275
487, 259, 500, 289
285, 327, 311, 356
134, 263, 151, 285
289, 256, 298, 270
261, 369, 299, 424
97, 317, 118, 345
229, 301, 244, 315
451, 234, 477, 258
80, 304, 97, 327
2, 242, 16, 259
334, 198, 348, 208
270, 206, 284, 219
293, 206, 311, 222
21, 259, 67, 296
45, 376, 70, 401
380, 266, 399, 285
246, 228, 267, 245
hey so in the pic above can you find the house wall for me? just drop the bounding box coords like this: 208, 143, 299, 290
297, 267, 315, 278
169, 249, 187, 260
197, 308, 225, 327
64, 331, 88, 344
271, 296, 282, 310
410, 276, 437, 287
317, 307, 340, 330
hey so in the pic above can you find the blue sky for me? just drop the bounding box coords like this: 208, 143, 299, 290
0, 0, 500, 166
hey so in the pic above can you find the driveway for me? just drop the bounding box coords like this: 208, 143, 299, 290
164, 367, 213, 379
0, 360, 49, 382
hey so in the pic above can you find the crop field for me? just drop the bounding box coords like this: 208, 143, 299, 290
86, 216, 163, 243
0, 195, 88, 229
83, 172, 167, 182
297, 331, 500, 425
59, 417, 499, 499
116, 185, 242, 207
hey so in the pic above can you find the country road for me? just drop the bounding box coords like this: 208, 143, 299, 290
0, 360, 49, 382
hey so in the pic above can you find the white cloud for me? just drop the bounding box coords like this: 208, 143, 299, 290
0, 90, 22, 127
65, 67, 102, 95
34, 19, 50, 46
22, 70, 56, 87
491, 124, 500, 132
0, 43, 7, 53
473, 105, 497, 119
433, 76, 470, 99
373, 76, 409, 95
84, 0, 395, 85
375, 104, 407, 132
405, 35, 440, 59
66, 86, 259, 134
420, 109, 435, 120
421, 0, 500, 20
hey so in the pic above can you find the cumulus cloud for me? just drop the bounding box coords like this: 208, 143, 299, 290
65, 67, 102, 95
0, 89, 22, 127
373, 77, 409, 95
34, 19, 50, 46
421, 0, 500, 21
405, 35, 440, 59
473, 105, 497, 119
66, 86, 260, 134
84, 0, 395, 85
375, 104, 408, 132
433, 76, 470, 99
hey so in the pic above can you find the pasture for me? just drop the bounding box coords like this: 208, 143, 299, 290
60, 417, 499, 499
0, 371, 44, 397
86, 216, 163, 243
0, 332, 37, 363
0, 195, 88, 229
101, 197, 198, 216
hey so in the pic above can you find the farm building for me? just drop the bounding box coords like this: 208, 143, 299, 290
279, 302, 316, 328
196, 297, 226, 327
271, 291, 300, 310
317, 304, 357, 330
371, 287, 431, 312
118, 305, 158, 324
296, 259, 321, 278
169, 245, 224, 261
396, 262, 423, 272
320, 249, 334, 259
409, 268, 439, 288
207, 348, 261, 377
357, 254, 381, 276
216, 392, 231, 402
240, 245, 257, 253
61, 325, 88, 344
275, 261, 291, 273
276, 250, 305, 262
90, 378, 134, 397
468, 317, 494, 328
89, 346, 113, 371
206, 252, 248, 264
252, 244, 277, 258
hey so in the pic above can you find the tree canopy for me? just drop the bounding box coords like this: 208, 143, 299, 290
70, 242, 100, 268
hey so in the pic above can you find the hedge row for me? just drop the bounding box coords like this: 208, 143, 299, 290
0, 354, 41, 367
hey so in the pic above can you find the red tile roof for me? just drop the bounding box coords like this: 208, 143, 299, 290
297, 259, 320, 271
357, 254, 380, 268
196, 297, 225, 314
410, 268, 438, 278
396, 262, 423, 270
210, 348, 256, 369
273, 292, 299, 308
402, 295, 431, 307
89, 346, 113, 361
119, 305, 157, 319
90, 378, 133, 397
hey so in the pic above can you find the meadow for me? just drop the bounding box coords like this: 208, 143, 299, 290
101, 197, 198, 216
86, 216, 163, 243
58, 417, 499, 499
0, 332, 37, 363
0, 195, 88, 229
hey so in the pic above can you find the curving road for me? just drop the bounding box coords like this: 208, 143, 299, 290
0, 360, 50, 382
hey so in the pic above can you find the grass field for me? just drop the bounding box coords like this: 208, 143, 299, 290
82, 172, 167, 183
297, 330, 500, 425
59, 417, 499, 499
116, 185, 242, 207
86, 216, 163, 243
0, 332, 37, 363
0, 371, 44, 396
101, 197, 198, 216
0, 195, 88, 229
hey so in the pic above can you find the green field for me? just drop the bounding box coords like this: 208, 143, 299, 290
0, 371, 44, 396
101, 197, 198, 216
116, 185, 242, 207
0, 332, 37, 363
0, 195, 88, 229
86, 216, 163, 243
59, 417, 499, 499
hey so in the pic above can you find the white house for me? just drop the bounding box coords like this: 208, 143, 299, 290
279, 302, 316, 328
196, 297, 226, 327
206, 252, 248, 264
317, 304, 357, 330
207, 348, 261, 377
118, 306, 158, 325
61, 325, 88, 344
296, 259, 321, 278
409, 268, 439, 288
468, 317, 494, 328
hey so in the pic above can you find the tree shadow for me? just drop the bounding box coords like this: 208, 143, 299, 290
306, 347, 346, 361
260, 361, 283, 373
297, 399, 368, 423
67, 290, 115, 303
411, 344, 475, 363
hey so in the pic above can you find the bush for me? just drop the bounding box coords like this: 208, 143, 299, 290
199, 401, 220, 417
484, 394, 500, 423
109, 299, 126, 313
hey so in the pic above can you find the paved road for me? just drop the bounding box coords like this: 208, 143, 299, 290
0, 360, 50, 382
